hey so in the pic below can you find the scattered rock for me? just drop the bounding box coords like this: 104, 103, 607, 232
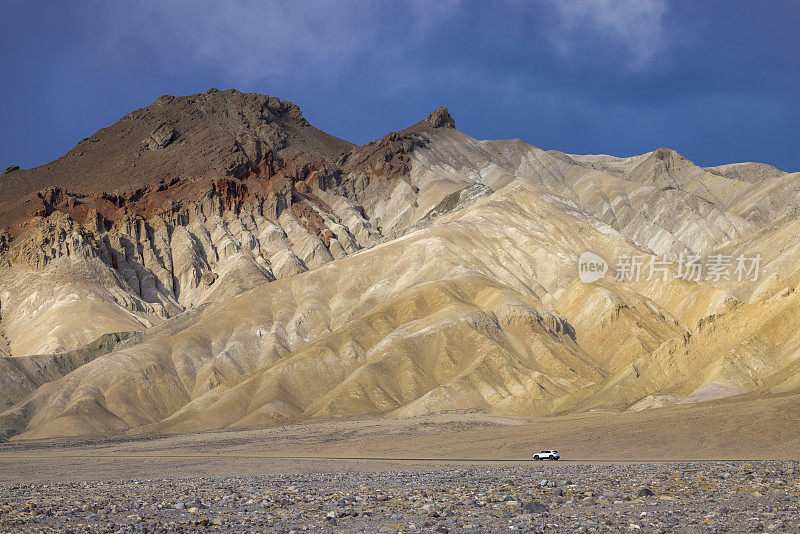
523, 501, 548, 514
0, 462, 795, 532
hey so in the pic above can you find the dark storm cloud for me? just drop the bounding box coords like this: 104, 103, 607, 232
0, 0, 797, 172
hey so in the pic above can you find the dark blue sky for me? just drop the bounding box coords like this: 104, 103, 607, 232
1, 0, 798, 172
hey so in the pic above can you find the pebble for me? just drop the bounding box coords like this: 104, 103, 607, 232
1, 461, 798, 532
524, 501, 549, 514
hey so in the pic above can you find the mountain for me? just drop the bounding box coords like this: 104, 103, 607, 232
1, 89, 800, 440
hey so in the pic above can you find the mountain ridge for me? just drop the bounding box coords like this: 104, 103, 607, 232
3, 89, 800, 440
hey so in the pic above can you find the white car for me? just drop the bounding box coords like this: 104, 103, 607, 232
533, 450, 560, 461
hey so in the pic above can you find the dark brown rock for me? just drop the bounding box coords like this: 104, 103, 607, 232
424, 107, 455, 129
200, 271, 217, 287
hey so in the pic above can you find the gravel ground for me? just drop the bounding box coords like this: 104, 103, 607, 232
1, 461, 798, 533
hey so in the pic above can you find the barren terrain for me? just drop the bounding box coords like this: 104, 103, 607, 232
3, 390, 800, 486
3, 389, 800, 531
2, 406, 800, 532
4, 462, 800, 533
2, 91, 800, 533
4, 91, 800, 442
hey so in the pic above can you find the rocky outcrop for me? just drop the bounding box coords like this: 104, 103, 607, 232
424, 106, 456, 129
337, 131, 429, 191
0, 231, 10, 255
9, 212, 102, 270
144, 121, 177, 150
6, 183, 382, 315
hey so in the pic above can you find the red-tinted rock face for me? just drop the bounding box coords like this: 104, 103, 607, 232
0, 92, 449, 332
0, 89, 350, 226
0, 90, 449, 251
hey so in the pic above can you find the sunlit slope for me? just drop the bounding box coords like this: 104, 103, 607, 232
1, 182, 729, 438
3, 95, 800, 440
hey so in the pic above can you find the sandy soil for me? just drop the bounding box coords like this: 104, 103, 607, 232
2, 391, 800, 484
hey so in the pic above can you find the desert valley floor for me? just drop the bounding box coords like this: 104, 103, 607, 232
3, 399, 800, 532
4, 392, 800, 485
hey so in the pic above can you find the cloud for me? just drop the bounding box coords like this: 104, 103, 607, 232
89, 0, 667, 93
128, 0, 379, 84
542, 0, 670, 71
101, 0, 464, 87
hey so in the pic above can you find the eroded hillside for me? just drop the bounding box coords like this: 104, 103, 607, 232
1, 89, 799, 439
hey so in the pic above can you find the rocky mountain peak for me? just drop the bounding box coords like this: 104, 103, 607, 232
424, 107, 455, 129
0, 90, 355, 230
